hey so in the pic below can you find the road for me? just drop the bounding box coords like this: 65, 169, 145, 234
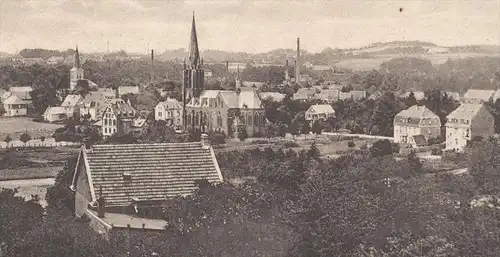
322, 132, 394, 141
0, 178, 55, 207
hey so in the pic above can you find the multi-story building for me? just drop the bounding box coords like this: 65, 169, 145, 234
305, 104, 335, 126
100, 100, 136, 137
3, 94, 30, 117
445, 103, 494, 151
393, 105, 441, 147
154, 97, 182, 129
181, 13, 266, 138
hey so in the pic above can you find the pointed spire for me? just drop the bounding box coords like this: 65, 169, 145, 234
74, 45, 81, 69
188, 11, 201, 68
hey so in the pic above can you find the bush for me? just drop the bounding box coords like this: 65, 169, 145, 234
431, 148, 443, 155
208, 132, 226, 145
347, 141, 355, 148
283, 141, 299, 148
237, 126, 248, 142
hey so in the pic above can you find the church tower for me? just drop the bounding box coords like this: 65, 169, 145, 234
182, 12, 205, 129
70, 46, 84, 91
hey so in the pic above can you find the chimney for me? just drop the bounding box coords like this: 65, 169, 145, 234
97, 196, 106, 218
150, 49, 154, 83
201, 133, 210, 148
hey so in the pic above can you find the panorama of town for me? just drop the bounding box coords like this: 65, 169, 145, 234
2, 6, 500, 257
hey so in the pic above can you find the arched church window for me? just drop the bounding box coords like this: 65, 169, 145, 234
254, 113, 259, 126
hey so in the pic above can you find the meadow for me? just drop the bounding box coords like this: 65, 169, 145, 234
0, 117, 63, 140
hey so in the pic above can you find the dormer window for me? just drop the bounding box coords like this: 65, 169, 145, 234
123, 172, 132, 181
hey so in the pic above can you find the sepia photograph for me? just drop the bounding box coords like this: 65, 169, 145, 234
0, 0, 499, 256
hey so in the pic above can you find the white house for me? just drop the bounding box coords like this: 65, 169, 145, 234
117, 86, 139, 97
43, 107, 69, 122
155, 98, 182, 129
305, 104, 335, 125
462, 89, 495, 104
393, 105, 441, 147
3, 94, 30, 117
445, 103, 494, 152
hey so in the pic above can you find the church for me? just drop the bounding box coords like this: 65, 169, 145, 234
182, 13, 266, 138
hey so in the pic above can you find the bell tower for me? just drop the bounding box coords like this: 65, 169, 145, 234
70, 46, 84, 91
182, 12, 205, 128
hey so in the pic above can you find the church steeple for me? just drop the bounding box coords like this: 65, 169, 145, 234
74, 45, 81, 69
188, 12, 201, 68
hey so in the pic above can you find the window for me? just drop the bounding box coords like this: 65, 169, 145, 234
113, 119, 116, 126
104, 128, 108, 134
104, 119, 108, 126
158, 112, 162, 117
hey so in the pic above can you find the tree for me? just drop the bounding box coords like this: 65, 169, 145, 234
370, 139, 393, 157
0, 100, 5, 116
208, 131, 225, 145
311, 120, 322, 135
347, 141, 355, 148
19, 132, 31, 146
238, 125, 248, 141
4, 135, 12, 145
407, 151, 423, 176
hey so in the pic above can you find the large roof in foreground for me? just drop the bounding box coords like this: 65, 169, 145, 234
73, 142, 223, 207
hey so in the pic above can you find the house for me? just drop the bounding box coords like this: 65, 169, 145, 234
2, 94, 30, 116
69, 136, 223, 236
311, 65, 333, 71
100, 101, 136, 137
462, 89, 495, 104
293, 88, 316, 101
131, 118, 147, 135
445, 104, 494, 151
393, 105, 441, 147
154, 97, 183, 129
98, 88, 117, 99
258, 92, 286, 102
368, 91, 383, 101
186, 89, 266, 138
77, 92, 109, 121
305, 104, 336, 125
339, 90, 367, 101
43, 107, 69, 122
117, 86, 139, 97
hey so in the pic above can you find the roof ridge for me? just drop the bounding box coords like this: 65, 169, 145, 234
92, 142, 202, 147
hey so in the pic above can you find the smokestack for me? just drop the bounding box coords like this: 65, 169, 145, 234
150, 49, 154, 83
295, 38, 301, 84
226, 61, 229, 71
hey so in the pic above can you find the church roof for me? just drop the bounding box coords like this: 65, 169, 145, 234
71, 142, 223, 207
74, 46, 81, 68
187, 13, 201, 68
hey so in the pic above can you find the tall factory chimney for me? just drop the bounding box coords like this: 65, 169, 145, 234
295, 38, 301, 84
150, 49, 154, 84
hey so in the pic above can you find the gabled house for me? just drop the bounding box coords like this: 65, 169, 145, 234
100, 101, 136, 137
293, 88, 316, 101
154, 97, 182, 129
3, 94, 30, 116
43, 107, 69, 122
445, 103, 494, 151
77, 92, 109, 121
393, 105, 441, 147
70, 136, 223, 236
305, 104, 335, 126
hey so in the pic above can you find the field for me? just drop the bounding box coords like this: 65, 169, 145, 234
0, 117, 63, 140
0, 146, 79, 181
335, 52, 499, 71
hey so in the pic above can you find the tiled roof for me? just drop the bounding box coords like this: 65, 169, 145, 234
394, 105, 440, 126
463, 89, 495, 102
9, 86, 33, 93
78, 142, 223, 207
307, 104, 335, 114
446, 103, 484, 120
118, 86, 139, 96
157, 98, 181, 109
107, 102, 136, 117
3, 94, 30, 105
258, 92, 286, 102
61, 94, 82, 107
193, 90, 263, 109
412, 135, 427, 147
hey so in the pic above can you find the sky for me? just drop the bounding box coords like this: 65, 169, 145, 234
0, 0, 499, 54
